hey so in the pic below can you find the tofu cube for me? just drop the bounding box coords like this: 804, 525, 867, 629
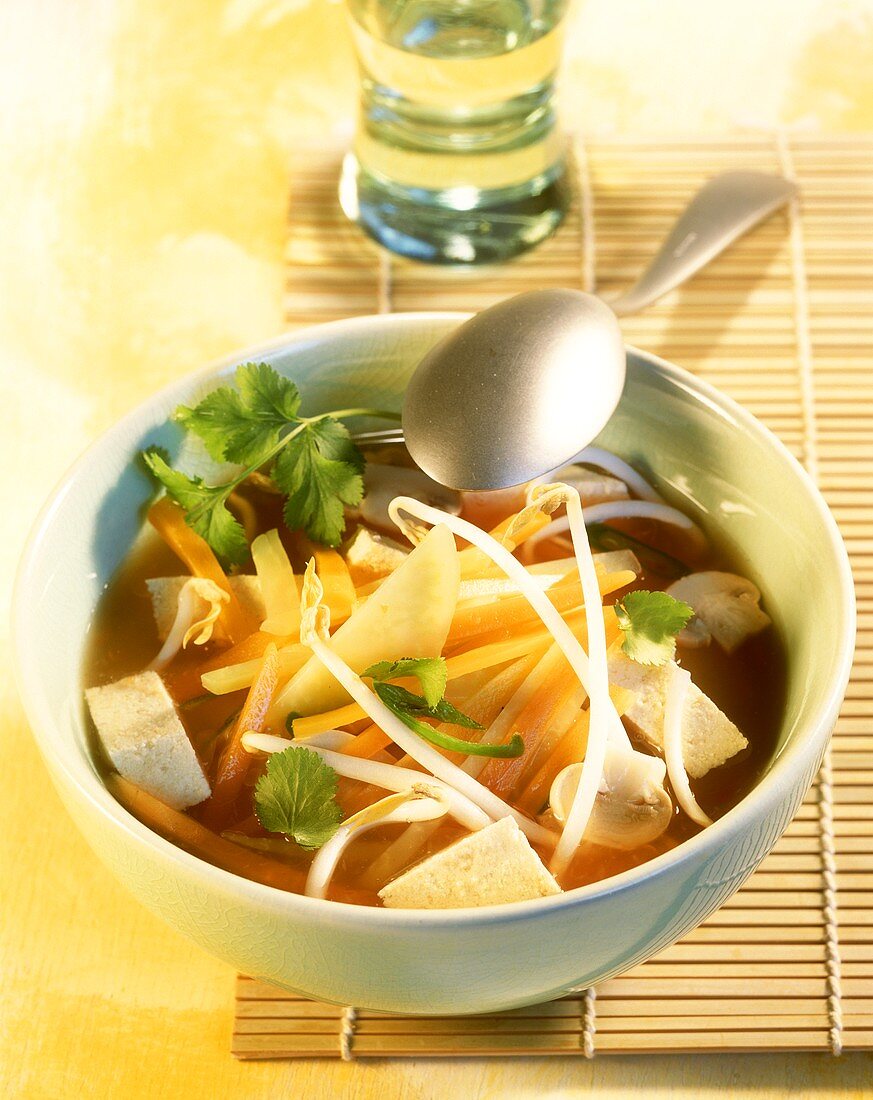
343, 526, 410, 584
379, 816, 561, 909
607, 650, 747, 778
146, 575, 265, 641
86, 671, 211, 809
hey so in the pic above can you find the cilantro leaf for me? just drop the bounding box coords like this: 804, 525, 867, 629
614, 589, 694, 666
175, 363, 301, 466
363, 657, 447, 708
253, 746, 343, 850
273, 418, 365, 548
142, 450, 248, 565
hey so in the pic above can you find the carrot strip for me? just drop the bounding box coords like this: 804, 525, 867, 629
165, 629, 281, 702
448, 576, 580, 647
342, 723, 393, 760
511, 621, 622, 795
514, 711, 591, 816
106, 773, 306, 893
293, 544, 356, 625
478, 616, 622, 798
477, 646, 583, 796
148, 498, 251, 642
200, 643, 281, 829
446, 608, 583, 655
446, 570, 633, 650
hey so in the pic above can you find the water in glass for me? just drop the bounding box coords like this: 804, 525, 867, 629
341, 0, 571, 264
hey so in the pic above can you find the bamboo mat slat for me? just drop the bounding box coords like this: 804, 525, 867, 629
232, 132, 873, 1060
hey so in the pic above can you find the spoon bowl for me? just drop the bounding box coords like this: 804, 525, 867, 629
402, 289, 625, 491
402, 171, 796, 492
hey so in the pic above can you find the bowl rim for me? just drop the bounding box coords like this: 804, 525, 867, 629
13, 310, 857, 929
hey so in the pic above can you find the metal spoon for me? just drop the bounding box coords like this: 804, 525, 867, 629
607, 171, 796, 316
402, 170, 796, 491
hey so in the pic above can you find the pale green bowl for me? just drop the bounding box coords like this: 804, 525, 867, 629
13, 313, 855, 1015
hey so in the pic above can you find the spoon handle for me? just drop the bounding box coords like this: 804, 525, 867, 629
607, 171, 797, 317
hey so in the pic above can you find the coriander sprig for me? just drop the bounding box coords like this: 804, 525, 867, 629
142, 362, 400, 563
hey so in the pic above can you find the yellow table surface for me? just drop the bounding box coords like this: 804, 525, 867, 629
3, 1, 872, 1095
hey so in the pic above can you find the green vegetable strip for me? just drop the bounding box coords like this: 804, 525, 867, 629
373, 682, 524, 759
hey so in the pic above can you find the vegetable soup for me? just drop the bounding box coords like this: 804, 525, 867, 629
84, 363, 786, 908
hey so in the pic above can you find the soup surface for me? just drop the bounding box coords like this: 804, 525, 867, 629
85, 444, 787, 906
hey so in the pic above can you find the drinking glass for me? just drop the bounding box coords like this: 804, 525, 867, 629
340, 0, 572, 264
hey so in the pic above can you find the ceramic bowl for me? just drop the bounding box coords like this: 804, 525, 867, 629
13, 313, 855, 1014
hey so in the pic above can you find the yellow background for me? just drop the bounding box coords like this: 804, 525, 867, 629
2, 0, 872, 1095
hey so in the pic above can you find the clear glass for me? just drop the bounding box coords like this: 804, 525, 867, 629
340, 0, 571, 264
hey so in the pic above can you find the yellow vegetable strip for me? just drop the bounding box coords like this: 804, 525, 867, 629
252, 529, 301, 637
201, 643, 308, 696
291, 701, 367, 739
313, 548, 356, 624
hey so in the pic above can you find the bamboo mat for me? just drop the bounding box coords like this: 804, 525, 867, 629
232, 133, 873, 1060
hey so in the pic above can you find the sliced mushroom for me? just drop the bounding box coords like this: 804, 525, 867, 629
667, 571, 771, 654
549, 742, 673, 851
357, 464, 461, 533
675, 613, 713, 650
